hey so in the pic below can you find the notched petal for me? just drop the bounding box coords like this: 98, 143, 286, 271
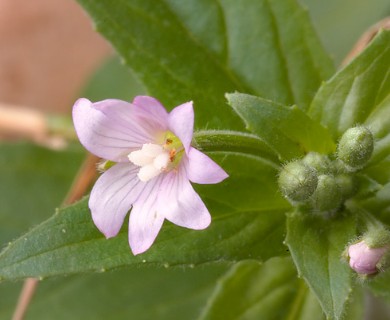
89, 163, 144, 238
128, 176, 165, 255
132, 96, 169, 125
186, 148, 229, 184
73, 98, 158, 162
159, 170, 211, 230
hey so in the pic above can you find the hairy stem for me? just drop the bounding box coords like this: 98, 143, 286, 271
194, 130, 279, 165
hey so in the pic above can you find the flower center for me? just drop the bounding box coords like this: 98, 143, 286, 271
128, 131, 184, 182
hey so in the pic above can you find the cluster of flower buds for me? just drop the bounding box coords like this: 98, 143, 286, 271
278, 126, 374, 214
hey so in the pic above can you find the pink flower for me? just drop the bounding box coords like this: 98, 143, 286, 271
348, 240, 388, 275
73, 96, 228, 255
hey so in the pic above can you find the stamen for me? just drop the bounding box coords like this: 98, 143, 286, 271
169, 149, 176, 162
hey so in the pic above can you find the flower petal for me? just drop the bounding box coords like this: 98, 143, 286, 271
73, 98, 161, 162
348, 241, 387, 274
129, 176, 165, 255
168, 101, 194, 153
89, 163, 145, 238
159, 169, 211, 230
133, 96, 169, 125
186, 147, 229, 184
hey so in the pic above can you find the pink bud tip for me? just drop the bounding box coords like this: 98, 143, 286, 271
348, 241, 388, 275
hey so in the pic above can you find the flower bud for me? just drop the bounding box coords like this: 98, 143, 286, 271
278, 160, 318, 202
311, 174, 342, 212
302, 152, 332, 174
335, 174, 357, 200
337, 126, 374, 171
348, 240, 388, 275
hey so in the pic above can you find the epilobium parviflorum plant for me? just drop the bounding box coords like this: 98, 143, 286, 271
0, 1, 389, 319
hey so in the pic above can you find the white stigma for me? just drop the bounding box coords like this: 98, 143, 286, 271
128, 143, 170, 182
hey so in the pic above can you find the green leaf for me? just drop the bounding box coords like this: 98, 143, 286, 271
81, 56, 146, 102
0, 142, 84, 318
286, 211, 357, 320
0, 281, 21, 320
308, 30, 390, 142
369, 271, 390, 301
368, 272, 390, 314
200, 257, 325, 320
295, 286, 326, 320
357, 182, 390, 226
342, 287, 364, 320
363, 157, 390, 185
0, 264, 227, 319
227, 93, 336, 161
365, 92, 390, 166
0, 199, 286, 280
16, 265, 227, 320
76, 0, 333, 129
0, 152, 289, 280
0, 142, 84, 246
196, 153, 288, 212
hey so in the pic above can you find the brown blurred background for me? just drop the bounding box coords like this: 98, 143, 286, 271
0, 0, 111, 114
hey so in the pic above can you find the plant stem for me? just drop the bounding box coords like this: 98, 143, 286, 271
193, 130, 280, 166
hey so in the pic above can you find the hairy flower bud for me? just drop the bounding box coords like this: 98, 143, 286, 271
278, 160, 318, 202
302, 152, 332, 174
337, 126, 374, 171
335, 174, 357, 200
311, 174, 342, 212
348, 240, 388, 275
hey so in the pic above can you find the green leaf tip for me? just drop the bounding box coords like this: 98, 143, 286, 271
226, 92, 336, 161
309, 30, 390, 140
